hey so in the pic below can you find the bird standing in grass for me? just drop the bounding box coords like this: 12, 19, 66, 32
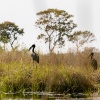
88, 52, 98, 70
28, 44, 39, 63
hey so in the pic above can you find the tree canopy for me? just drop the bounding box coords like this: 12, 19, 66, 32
35, 8, 77, 53
69, 31, 95, 52
0, 21, 24, 50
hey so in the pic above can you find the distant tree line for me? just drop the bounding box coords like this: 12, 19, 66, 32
35, 8, 95, 53
0, 8, 95, 53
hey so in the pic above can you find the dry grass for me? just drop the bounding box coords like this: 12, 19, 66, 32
0, 50, 100, 94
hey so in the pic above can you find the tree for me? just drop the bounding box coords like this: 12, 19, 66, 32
69, 31, 95, 52
35, 9, 77, 53
0, 21, 24, 50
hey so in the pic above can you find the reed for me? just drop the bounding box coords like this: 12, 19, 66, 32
0, 50, 100, 94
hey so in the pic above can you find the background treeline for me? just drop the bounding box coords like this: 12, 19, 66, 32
0, 9, 96, 53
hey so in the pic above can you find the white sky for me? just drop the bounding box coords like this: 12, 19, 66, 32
0, 0, 100, 53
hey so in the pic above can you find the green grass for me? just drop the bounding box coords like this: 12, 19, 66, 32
0, 50, 100, 95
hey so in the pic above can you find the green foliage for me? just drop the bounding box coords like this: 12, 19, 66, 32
36, 9, 77, 53
0, 21, 24, 50
0, 50, 100, 95
69, 31, 95, 52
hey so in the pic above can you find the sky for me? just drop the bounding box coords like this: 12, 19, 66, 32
0, 0, 100, 53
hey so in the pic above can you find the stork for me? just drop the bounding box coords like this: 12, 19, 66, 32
88, 52, 98, 70
29, 44, 39, 64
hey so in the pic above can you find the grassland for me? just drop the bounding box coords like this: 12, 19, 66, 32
0, 50, 100, 96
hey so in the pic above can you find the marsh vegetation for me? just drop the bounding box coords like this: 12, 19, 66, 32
0, 48, 100, 98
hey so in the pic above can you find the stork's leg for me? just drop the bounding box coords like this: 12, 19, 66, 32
32, 60, 37, 70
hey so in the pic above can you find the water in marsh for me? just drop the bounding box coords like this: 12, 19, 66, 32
1, 92, 100, 100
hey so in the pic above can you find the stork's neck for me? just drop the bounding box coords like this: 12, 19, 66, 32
91, 55, 94, 60
32, 47, 35, 53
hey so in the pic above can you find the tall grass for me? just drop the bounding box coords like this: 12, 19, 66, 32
0, 50, 100, 94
